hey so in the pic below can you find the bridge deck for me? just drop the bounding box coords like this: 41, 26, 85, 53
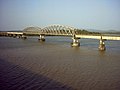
76, 35, 120, 40
7, 32, 23, 35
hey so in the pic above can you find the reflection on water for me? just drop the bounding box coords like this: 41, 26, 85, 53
0, 59, 73, 90
0, 36, 120, 90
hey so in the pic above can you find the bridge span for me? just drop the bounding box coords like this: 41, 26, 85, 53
75, 35, 120, 51
7, 32, 23, 38
75, 35, 120, 40
5, 24, 120, 51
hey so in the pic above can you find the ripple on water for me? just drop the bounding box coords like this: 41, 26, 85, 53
0, 59, 74, 90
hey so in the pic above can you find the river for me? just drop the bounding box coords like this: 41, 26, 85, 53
0, 36, 120, 90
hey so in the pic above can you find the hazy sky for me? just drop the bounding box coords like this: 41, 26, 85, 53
0, 0, 120, 31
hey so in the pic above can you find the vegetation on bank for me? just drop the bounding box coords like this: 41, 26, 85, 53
75, 29, 101, 35
102, 32, 120, 34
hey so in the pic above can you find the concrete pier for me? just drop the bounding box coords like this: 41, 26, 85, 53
98, 36, 106, 51
38, 35, 45, 42
21, 35, 27, 39
71, 35, 80, 47
13, 34, 17, 38
17, 35, 22, 38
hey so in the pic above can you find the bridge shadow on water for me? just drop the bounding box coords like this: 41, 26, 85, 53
0, 59, 74, 90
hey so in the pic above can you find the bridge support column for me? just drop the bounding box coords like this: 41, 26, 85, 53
38, 35, 45, 42
13, 34, 17, 38
21, 35, 27, 39
71, 35, 80, 47
16, 35, 21, 38
8, 34, 12, 37
99, 36, 106, 51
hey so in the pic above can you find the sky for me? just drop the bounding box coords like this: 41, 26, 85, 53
0, 0, 120, 31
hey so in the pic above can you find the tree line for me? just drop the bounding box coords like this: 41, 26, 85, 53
75, 29, 101, 35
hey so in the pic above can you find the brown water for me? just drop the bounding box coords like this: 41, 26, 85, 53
0, 36, 120, 90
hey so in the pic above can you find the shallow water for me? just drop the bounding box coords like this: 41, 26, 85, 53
0, 36, 120, 90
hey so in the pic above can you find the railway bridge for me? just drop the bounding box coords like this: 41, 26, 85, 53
6, 24, 120, 51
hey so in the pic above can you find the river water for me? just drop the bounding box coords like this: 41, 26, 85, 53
0, 36, 120, 90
